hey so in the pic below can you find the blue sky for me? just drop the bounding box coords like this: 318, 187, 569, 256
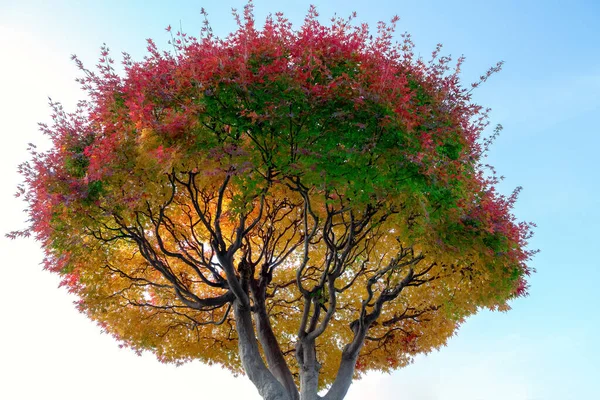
0, 1, 598, 399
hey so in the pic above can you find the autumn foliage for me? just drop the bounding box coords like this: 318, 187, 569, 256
12, 3, 535, 400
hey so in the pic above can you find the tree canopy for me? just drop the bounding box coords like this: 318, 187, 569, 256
12, 3, 535, 400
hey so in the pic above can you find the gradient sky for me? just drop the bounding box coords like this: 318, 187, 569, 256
1, 1, 598, 399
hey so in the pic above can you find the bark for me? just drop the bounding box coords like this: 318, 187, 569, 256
253, 291, 300, 400
320, 326, 368, 400
233, 300, 291, 400
298, 339, 321, 400
321, 316, 370, 400
321, 352, 359, 400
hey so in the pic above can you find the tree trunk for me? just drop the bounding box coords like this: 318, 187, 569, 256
299, 340, 320, 400
253, 297, 300, 400
233, 300, 291, 400
321, 353, 358, 400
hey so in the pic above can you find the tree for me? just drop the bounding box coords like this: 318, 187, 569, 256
11, 3, 535, 400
